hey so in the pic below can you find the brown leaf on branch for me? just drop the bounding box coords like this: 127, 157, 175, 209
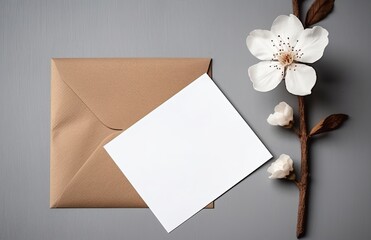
309, 114, 348, 137
305, 0, 335, 27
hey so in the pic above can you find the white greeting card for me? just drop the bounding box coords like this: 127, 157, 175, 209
104, 73, 272, 232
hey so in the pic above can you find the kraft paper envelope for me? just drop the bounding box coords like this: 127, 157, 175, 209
50, 58, 213, 208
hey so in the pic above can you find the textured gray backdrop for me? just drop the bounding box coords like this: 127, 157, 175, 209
1, 0, 370, 239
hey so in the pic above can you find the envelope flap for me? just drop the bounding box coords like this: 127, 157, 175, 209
53, 58, 211, 130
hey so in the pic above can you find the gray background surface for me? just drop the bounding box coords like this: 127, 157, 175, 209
1, 0, 370, 239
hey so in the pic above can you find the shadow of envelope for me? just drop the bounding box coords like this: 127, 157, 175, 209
50, 58, 213, 208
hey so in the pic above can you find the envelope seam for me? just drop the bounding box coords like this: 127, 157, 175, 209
52, 58, 212, 132
52, 61, 123, 131
53, 131, 121, 207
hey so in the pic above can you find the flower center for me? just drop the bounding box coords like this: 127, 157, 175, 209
277, 52, 294, 67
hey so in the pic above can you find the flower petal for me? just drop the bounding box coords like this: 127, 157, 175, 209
267, 102, 294, 126
285, 64, 316, 96
248, 61, 283, 92
271, 14, 304, 45
270, 170, 286, 179
283, 105, 293, 122
246, 30, 277, 60
288, 158, 294, 171
267, 164, 275, 174
274, 102, 292, 117
267, 111, 292, 126
267, 113, 278, 125
294, 26, 329, 63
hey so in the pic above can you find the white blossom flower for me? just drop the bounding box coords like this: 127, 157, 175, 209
267, 101, 293, 126
267, 154, 294, 179
246, 14, 329, 96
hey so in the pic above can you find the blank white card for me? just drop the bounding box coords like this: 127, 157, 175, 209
104, 73, 272, 232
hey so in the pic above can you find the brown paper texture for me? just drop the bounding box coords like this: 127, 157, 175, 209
50, 58, 213, 208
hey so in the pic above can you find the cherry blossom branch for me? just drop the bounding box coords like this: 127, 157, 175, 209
291, 1, 310, 238
296, 96, 309, 238
246, 0, 345, 238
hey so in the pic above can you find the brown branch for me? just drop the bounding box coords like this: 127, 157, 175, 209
291, 2, 309, 238
296, 96, 309, 238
